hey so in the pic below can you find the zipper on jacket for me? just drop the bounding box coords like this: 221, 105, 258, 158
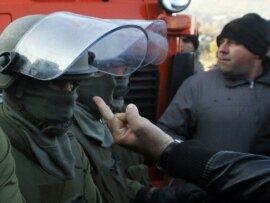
249, 81, 254, 88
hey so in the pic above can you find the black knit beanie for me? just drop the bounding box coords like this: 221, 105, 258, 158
184, 35, 199, 50
217, 13, 270, 58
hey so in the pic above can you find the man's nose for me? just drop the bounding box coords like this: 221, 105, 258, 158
218, 42, 229, 54
56, 81, 74, 91
49, 81, 75, 92
65, 82, 74, 91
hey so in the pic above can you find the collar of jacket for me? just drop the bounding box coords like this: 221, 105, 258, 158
219, 67, 270, 87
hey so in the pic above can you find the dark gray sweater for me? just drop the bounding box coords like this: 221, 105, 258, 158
158, 67, 270, 152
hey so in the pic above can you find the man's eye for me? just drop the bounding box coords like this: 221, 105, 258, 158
229, 40, 241, 45
218, 38, 225, 45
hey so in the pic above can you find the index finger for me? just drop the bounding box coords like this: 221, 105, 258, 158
93, 96, 114, 122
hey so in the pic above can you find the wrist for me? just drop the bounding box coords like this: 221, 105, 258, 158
156, 139, 182, 170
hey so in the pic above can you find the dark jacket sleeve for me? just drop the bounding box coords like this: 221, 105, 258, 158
0, 129, 25, 203
161, 141, 270, 202
141, 184, 210, 203
157, 77, 197, 140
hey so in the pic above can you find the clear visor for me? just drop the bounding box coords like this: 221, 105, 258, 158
102, 19, 168, 66
90, 24, 149, 76
13, 12, 149, 80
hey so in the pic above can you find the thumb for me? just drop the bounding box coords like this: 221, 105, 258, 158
125, 104, 145, 130
125, 104, 139, 119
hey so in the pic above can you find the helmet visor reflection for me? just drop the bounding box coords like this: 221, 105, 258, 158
13, 12, 148, 80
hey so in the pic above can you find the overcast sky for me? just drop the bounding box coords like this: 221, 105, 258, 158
184, 0, 270, 20
179, 0, 270, 34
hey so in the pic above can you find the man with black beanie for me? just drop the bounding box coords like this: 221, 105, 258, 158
157, 13, 270, 201
179, 34, 204, 73
179, 35, 199, 52
158, 12, 270, 153
216, 13, 270, 76
217, 13, 269, 57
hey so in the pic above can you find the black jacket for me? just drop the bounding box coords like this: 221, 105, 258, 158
160, 141, 270, 202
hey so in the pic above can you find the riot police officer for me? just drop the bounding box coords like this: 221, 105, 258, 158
0, 12, 150, 203
71, 19, 168, 203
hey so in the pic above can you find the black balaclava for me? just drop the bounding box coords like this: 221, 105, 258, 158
76, 74, 116, 117
3, 78, 77, 179
74, 74, 116, 147
5, 78, 77, 136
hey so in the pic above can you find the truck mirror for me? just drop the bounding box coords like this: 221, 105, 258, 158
159, 0, 191, 13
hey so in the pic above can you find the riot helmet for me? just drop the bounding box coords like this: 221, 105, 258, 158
75, 18, 168, 115
0, 15, 42, 88
0, 12, 151, 87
